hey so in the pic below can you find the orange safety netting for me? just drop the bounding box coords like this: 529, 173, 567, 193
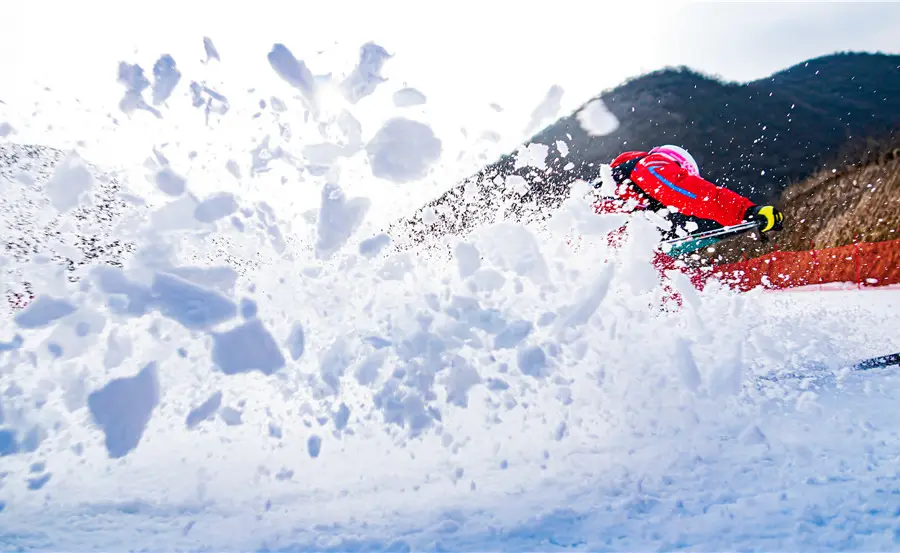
706, 238, 900, 292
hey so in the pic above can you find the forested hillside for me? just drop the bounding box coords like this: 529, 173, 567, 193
390, 52, 900, 246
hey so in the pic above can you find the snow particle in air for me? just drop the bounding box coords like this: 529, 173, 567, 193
87, 362, 160, 458
13, 296, 77, 329
286, 323, 305, 361
194, 192, 238, 222
577, 98, 619, 136
393, 87, 427, 107
341, 42, 392, 104
307, 435, 322, 458
151, 54, 181, 105
185, 391, 223, 429
154, 167, 186, 196
365, 118, 442, 183
211, 319, 286, 376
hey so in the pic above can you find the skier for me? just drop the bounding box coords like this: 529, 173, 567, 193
598, 145, 784, 237
594, 145, 784, 255
590, 145, 785, 300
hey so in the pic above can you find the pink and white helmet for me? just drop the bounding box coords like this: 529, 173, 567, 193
650, 145, 700, 177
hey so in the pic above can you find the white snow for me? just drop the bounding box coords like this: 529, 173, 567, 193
523, 84, 564, 136
577, 98, 620, 136
267, 43, 317, 107
194, 192, 238, 222
513, 142, 549, 170
44, 152, 94, 212
315, 181, 371, 259
393, 87, 427, 107
202, 37, 220, 63
151, 55, 181, 106
154, 167, 187, 196
2, 33, 900, 553
365, 117, 442, 182
505, 174, 529, 195
340, 42, 392, 104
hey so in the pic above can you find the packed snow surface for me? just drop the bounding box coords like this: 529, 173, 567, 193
2, 38, 900, 553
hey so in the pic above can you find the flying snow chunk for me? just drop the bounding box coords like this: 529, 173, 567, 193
27, 474, 52, 491
494, 320, 533, 349
445, 358, 481, 407
0, 335, 23, 352
151, 195, 212, 232
341, 42, 392, 104
87, 362, 159, 459
287, 323, 305, 361
560, 264, 615, 329
307, 435, 322, 458
45, 152, 94, 212
151, 54, 181, 105
553, 421, 568, 441
0, 122, 13, 137
556, 140, 569, 157
334, 403, 350, 431
211, 319, 286, 376
675, 339, 701, 392
151, 272, 237, 330
577, 98, 619, 136
117, 62, 161, 117
505, 175, 529, 195
514, 143, 549, 170
219, 407, 242, 426
270, 96, 288, 112
167, 266, 238, 296
185, 391, 222, 429
474, 222, 549, 283
203, 37, 220, 63
302, 142, 348, 166
267, 43, 315, 97
366, 118, 442, 183
0, 430, 17, 456
455, 242, 481, 278
315, 181, 370, 260
225, 160, 241, 180
14, 296, 76, 329
189, 82, 230, 121
338, 110, 363, 150
524, 85, 564, 136
393, 87, 427, 107
517, 346, 547, 377
194, 192, 238, 222
359, 233, 392, 258
240, 298, 258, 319
595, 164, 617, 197
154, 167, 186, 196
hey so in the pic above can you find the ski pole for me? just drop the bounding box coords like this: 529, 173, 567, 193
852, 351, 900, 371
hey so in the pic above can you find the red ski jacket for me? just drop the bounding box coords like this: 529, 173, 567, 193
594, 151, 755, 228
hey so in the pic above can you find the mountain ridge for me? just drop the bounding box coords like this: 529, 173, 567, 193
389, 51, 900, 246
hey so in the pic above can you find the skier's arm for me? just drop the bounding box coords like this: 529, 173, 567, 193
632, 161, 755, 227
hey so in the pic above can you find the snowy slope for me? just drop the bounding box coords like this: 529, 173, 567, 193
2, 40, 900, 552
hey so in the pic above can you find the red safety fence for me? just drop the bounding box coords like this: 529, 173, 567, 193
705, 238, 900, 292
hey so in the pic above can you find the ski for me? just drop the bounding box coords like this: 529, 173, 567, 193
660, 220, 762, 249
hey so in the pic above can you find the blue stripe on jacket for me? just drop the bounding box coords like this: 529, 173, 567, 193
646, 165, 697, 199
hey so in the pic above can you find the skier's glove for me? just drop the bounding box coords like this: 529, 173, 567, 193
744, 205, 784, 233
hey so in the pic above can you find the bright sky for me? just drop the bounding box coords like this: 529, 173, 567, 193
2, 1, 899, 214
5, 1, 898, 127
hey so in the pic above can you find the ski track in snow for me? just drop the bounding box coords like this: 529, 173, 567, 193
2, 40, 900, 553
